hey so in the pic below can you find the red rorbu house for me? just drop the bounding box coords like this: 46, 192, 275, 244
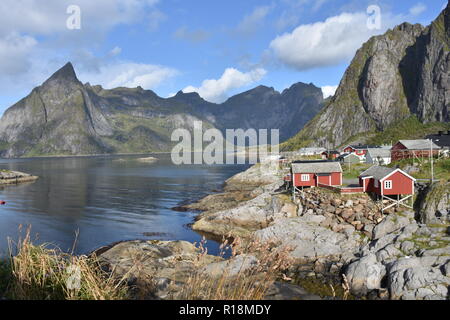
321, 150, 340, 160
391, 140, 441, 161
342, 144, 377, 157
359, 166, 416, 212
291, 161, 342, 190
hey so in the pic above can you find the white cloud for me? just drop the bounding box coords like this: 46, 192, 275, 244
79, 62, 179, 89
183, 68, 267, 103
236, 5, 272, 36
0, 0, 160, 37
409, 3, 427, 16
269, 11, 395, 71
0, 0, 167, 97
0, 33, 37, 76
321, 85, 338, 99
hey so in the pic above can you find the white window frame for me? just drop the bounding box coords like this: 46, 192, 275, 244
384, 180, 392, 190
301, 174, 310, 182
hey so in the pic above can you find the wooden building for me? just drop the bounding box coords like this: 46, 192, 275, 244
391, 140, 441, 161
291, 161, 343, 188
359, 165, 416, 212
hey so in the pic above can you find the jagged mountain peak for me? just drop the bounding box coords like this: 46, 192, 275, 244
45, 62, 79, 83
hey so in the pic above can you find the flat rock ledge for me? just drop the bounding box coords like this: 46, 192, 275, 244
0, 170, 38, 185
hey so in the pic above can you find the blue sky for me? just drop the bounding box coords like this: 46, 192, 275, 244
0, 0, 447, 115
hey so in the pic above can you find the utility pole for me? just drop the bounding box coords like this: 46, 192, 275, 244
430, 139, 434, 183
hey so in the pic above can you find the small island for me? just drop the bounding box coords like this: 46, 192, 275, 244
0, 170, 39, 185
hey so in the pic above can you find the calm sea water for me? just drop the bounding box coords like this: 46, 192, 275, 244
0, 154, 248, 256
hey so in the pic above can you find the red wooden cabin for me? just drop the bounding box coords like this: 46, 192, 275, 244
343, 145, 366, 156
291, 161, 342, 188
321, 150, 340, 160
359, 166, 416, 196
391, 140, 441, 161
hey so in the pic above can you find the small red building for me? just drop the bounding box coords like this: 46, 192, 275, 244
391, 140, 441, 161
342, 144, 372, 156
321, 150, 340, 160
291, 161, 342, 188
359, 166, 416, 196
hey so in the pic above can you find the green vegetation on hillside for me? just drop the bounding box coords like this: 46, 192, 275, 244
366, 116, 450, 146
389, 157, 450, 181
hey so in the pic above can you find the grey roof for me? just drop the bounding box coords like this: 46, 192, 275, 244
367, 148, 391, 158
292, 162, 342, 174
397, 139, 441, 150
359, 166, 396, 180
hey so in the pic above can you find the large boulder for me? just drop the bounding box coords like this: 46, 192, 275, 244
372, 211, 414, 240
345, 254, 386, 295
254, 217, 362, 263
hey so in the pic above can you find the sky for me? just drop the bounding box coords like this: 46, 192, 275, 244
0, 0, 447, 116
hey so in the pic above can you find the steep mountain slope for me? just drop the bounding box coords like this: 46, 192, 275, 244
0, 63, 324, 158
283, 4, 449, 150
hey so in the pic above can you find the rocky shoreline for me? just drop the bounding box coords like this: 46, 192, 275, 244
0, 170, 39, 185
95, 159, 450, 300
180, 160, 449, 300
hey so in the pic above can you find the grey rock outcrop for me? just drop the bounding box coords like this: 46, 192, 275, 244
417, 182, 450, 224
344, 212, 450, 300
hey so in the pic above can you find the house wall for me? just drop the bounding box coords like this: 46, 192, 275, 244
382, 171, 414, 195
317, 175, 330, 186
293, 173, 315, 187
331, 172, 342, 186
293, 172, 342, 187
391, 142, 439, 161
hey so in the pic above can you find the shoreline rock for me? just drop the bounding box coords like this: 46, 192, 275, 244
0, 170, 39, 185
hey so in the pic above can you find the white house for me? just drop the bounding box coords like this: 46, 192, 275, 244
297, 147, 327, 156
366, 148, 392, 165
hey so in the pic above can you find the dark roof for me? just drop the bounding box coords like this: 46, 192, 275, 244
359, 166, 415, 181
426, 133, 450, 148
292, 162, 342, 174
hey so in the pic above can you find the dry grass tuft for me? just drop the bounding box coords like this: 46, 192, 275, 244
174, 236, 294, 300
3, 226, 128, 300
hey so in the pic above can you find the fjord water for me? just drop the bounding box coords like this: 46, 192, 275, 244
0, 154, 248, 255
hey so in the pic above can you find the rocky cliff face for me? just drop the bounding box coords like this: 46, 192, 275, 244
0, 64, 323, 158
284, 4, 449, 149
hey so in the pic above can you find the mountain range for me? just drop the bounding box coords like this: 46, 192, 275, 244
283, 3, 449, 150
1, 4, 449, 158
0, 63, 324, 158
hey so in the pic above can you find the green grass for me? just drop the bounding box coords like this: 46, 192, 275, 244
366, 116, 450, 146
342, 163, 371, 179
389, 157, 450, 181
